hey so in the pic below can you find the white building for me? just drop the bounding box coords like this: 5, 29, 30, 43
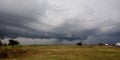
115, 43, 120, 47
104, 43, 109, 46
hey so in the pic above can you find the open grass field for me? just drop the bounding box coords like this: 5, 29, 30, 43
0, 45, 120, 60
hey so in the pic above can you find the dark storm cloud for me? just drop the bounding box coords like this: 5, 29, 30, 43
0, 0, 50, 29
0, 0, 120, 44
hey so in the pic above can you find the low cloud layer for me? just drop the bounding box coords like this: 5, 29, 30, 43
0, 0, 120, 44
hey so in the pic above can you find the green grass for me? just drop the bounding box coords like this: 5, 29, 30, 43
0, 45, 120, 60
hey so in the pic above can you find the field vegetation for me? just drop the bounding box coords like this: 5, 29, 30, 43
0, 45, 120, 60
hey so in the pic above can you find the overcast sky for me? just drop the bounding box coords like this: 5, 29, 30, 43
0, 0, 120, 44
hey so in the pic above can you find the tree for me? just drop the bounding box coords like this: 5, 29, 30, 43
99, 43, 104, 46
76, 42, 82, 46
8, 39, 19, 46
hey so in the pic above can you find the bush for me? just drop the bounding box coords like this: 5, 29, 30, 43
0, 41, 2, 46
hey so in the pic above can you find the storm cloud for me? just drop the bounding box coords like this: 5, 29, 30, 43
0, 0, 120, 44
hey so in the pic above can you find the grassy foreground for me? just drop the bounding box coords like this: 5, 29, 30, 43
0, 45, 120, 60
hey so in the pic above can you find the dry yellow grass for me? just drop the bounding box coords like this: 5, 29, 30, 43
0, 45, 120, 60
